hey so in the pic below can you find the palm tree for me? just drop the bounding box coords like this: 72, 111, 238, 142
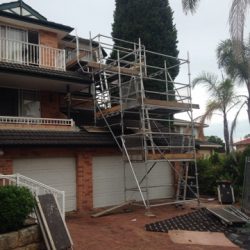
217, 39, 250, 123
193, 72, 242, 154
181, 0, 250, 56
182, 0, 200, 14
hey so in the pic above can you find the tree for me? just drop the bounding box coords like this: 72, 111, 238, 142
193, 72, 241, 154
216, 39, 249, 122
111, 0, 179, 94
181, 0, 250, 57
182, 0, 200, 14
244, 134, 250, 139
205, 135, 225, 153
206, 135, 224, 146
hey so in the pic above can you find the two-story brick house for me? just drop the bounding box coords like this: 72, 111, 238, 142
0, 0, 119, 212
0, 1, 179, 213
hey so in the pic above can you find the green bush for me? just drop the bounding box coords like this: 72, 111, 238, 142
0, 186, 35, 233
197, 147, 250, 200
197, 155, 223, 195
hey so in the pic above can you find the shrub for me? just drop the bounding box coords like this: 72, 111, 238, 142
197, 156, 223, 195
197, 147, 250, 200
0, 186, 35, 233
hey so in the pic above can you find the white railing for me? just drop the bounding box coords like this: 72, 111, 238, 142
0, 116, 74, 127
0, 38, 66, 71
0, 174, 65, 218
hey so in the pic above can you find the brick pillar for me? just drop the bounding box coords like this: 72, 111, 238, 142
76, 152, 93, 212
0, 159, 13, 174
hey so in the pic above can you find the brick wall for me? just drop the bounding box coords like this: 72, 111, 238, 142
0, 147, 119, 212
0, 159, 12, 174
40, 91, 66, 119
39, 30, 58, 69
39, 31, 58, 48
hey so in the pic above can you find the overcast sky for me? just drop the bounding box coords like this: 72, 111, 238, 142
4, 0, 250, 141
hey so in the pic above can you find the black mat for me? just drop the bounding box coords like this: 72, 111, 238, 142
145, 208, 235, 233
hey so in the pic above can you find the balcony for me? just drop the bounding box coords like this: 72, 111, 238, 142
0, 38, 66, 71
0, 116, 76, 131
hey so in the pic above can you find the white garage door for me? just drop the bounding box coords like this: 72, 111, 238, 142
13, 158, 76, 212
93, 156, 174, 208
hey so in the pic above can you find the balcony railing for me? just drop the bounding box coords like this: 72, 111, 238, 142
0, 38, 66, 71
0, 116, 74, 126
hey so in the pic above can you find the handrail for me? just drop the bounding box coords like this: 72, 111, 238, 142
0, 116, 74, 126
0, 173, 65, 218
0, 38, 66, 71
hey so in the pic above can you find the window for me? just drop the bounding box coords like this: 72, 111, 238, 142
0, 25, 40, 65
0, 88, 40, 117
19, 90, 40, 117
0, 26, 27, 63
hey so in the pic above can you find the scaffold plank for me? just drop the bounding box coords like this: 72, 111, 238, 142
96, 99, 199, 118
144, 99, 199, 110
91, 200, 134, 218
96, 105, 121, 118
147, 153, 195, 161
87, 61, 139, 75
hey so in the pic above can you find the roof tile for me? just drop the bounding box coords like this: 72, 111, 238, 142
0, 61, 92, 83
0, 129, 115, 146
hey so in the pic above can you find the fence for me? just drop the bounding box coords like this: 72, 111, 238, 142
0, 174, 65, 218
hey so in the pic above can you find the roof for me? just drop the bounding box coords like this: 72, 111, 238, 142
0, 61, 93, 84
0, 10, 73, 33
62, 35, 108, 57
195, 140, 223, 149
0, 1, 73, 33
63, 35, 99, 47
234, 138, 250, 146
0, 129, 116, 147
174, 119, 209, 128
0, 0, 47, 21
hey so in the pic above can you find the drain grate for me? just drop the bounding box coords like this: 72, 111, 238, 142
145, 208, 235, 233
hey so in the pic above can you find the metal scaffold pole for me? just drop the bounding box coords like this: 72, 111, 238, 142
187, 51, 200, 205
88, 34, 199, 212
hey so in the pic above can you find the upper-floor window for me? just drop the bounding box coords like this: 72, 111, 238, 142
0, 25, 39, 65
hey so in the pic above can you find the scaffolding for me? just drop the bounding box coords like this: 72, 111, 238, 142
71, 33, 200, 210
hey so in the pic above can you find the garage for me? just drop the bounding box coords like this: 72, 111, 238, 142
13, 157, 76, 212
93, 156, 174, 208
